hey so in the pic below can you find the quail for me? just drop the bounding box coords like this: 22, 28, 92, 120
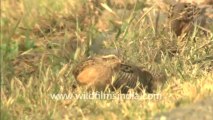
202, 0, 213, 5
72, 55, 165, 93
168, 2, 202, 36
73, 54, 122, 91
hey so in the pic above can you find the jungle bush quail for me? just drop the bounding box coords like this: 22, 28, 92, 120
73, 55, 166, 93
168, 2, 203, 36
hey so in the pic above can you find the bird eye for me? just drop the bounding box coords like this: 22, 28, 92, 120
184, 4, 188, 8
102, 57, 108, 61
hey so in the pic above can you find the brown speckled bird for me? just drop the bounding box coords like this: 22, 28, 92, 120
203, 0, 213, 5
73, 55, 122, 91
73, 55, 165, 93
168, 2, 202, 36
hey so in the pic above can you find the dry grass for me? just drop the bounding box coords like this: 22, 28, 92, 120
1, 0, 213, 120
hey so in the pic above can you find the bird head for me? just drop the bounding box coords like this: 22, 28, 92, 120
100, 54, 123, 66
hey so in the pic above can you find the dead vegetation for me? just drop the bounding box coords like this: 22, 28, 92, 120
1, 0, 213, 119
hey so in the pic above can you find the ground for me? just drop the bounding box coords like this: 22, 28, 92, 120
155, 95, 213, 120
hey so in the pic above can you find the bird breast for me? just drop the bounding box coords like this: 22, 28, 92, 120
76, 63, 115, 90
